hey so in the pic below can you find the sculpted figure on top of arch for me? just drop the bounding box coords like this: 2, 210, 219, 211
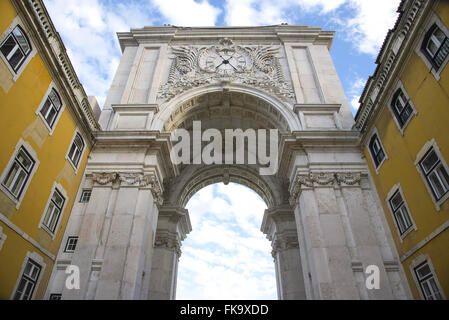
157, 38, 295, 103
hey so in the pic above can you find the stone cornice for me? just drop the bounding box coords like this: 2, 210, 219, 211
158, 206, 192, 241
354, 0, 430, 133
16, 0, 101, 138
117, 25, 335, 51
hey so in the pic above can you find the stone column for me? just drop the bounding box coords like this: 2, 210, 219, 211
261, 206, 306, 300
148, 206, 191, 300
289, 172, 406, 300
92, 172, 163, 300
62, 172, 118, 300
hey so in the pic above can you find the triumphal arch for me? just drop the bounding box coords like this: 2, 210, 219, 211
45, 25, 411, 300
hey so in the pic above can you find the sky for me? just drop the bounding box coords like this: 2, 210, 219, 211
41, 0, 402, 299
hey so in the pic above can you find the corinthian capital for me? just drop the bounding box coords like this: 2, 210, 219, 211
154, 230, 182, 257
271, 231, 299, 258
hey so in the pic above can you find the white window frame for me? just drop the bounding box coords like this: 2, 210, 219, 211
388, 81, 417, 135
385, 183, 417, 241
0, 16, 37, 82
10, 252, 46, 300
409, 255, 446, 300
366, 128, 388, 174
415, 13, 449, 81
414, 139, 449, 211
65, 130, 86, 173
35, 82, 65, 135
0, 139, 39, 209
38, 182, 68, 239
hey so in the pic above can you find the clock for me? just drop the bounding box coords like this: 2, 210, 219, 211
199, 48, 248, 75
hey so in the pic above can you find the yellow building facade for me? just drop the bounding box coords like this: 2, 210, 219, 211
356, 0, 449, 300
0, 0, 99, 299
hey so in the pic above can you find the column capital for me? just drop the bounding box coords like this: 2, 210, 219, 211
271, 230, 299, 258
154, 230, 182, 257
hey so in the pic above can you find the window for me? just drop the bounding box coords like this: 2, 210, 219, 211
40, 89, 62, 128
49, 293, 62, 300
422, 24, 449, 70
0, 25, 32, 72
414, 261, 442, 300
391, 89, 413, 128
13, 259, 41, 300
42, 189, 65, 234
1, 147, 35, 199
419, 148, 449, 201
369, 134, 385, 168
67, 133, 84, 168
79, 189, 91, 203
388, 190, 413, 235
64, 236, 78, 253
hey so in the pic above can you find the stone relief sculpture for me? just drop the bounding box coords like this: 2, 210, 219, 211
157, 38, 295, 103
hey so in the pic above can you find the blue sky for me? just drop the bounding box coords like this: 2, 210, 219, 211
42, 0, 402, 299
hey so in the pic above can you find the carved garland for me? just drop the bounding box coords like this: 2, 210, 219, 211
91, 172, 163, 205
289, 172, 363, 205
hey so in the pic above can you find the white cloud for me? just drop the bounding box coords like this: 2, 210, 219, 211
342, 0, 400, 55
151, 0, 221, 26
177, 183, 276, 300
224, 0, 400, 56
348, 76, 366, 113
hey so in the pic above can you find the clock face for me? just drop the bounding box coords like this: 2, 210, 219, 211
200, 49, 247, 75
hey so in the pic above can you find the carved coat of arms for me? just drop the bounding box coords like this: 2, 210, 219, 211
157, 38, 295, 103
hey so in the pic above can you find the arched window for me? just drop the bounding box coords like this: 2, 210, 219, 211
40, 88, 63, 128
0, 25, 32, 72
391, 88, 413, 128
421, 24, 449, 70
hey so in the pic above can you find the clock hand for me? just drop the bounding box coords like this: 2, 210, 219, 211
227, 58, 243, 72
228, 60, 238, 71
217, 52, 228, 61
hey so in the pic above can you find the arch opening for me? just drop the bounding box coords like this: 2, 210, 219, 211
176, 182, 277, 300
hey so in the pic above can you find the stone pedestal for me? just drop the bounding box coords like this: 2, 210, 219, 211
148, 206, 191, 300
262, 206, 307, 300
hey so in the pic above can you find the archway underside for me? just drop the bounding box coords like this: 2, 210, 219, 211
164, 90, 292, 133
164, 164, 285, 209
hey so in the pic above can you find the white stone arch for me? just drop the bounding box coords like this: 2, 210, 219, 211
150, 83, 302, 132
163, 164, 286, 209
